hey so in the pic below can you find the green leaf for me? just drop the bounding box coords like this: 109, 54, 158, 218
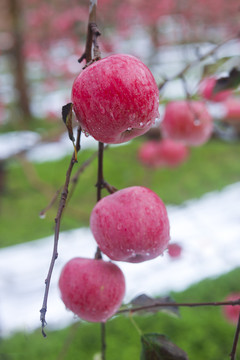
62, 103, 75, 142
202, 57, 231, 78
128, 294, 179, 317
140, 333, 189, 360
213, 68, 240, 93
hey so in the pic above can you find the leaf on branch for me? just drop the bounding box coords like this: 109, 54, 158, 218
202, 57, 231, 78
140, 333, 189, 360
62, 103, 75, 142
128, 294, 179, 317
213, 68, 240, 93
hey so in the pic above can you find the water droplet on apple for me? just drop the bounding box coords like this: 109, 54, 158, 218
82, 129, 90, 137
194, 118, 201, 126
127, 127, 132, 131
139, 122, 143, 127
39, 213, 46, 219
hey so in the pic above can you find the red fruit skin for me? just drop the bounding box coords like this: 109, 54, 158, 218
223, 293, 240, 324
59, 258, 125, 322
157, 139, 189, 167
161, 101, 213, 146
223, 98, 240, 121
138, 139, 188, 168
138, 141, 163, 168
90, 186, 170, 263
167, 243, 182, 259
72, 54, 160, 144
198, 77, 232, 102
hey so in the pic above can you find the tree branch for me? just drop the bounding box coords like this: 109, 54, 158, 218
159, 35, 237, 91
40, 127, 81, 337
230, 313, 240, 360
117, 298, 240, 315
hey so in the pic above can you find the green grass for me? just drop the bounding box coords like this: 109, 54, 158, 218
1, 267, 240, 360
0, 137, 240, 247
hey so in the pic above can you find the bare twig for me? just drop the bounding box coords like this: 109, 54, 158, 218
101, 322, 106, 360
230, 313, 240, 360
78, 0, 101, 64
117, 298, 240, 315
159, 36, 237, 91
40, 127, 81, 337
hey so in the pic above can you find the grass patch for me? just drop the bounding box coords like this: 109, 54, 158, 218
0, 137, 240, 247
1, 267, 240, 360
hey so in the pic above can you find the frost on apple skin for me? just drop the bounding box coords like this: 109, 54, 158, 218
90, 186, 170, 263
58, 258, 126, 323
71, 54, 160, 144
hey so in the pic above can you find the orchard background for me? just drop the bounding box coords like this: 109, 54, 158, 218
1, 0, 240, 359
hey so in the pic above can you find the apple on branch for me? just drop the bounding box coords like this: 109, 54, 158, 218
161, 100, 213, 146
90, 186, 170, 263
72, 54, 160, 144
59, 258, 125, 323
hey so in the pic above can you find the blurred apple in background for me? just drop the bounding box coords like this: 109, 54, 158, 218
161, 100, 213, 146
223, 293, 240, 324
138, 139, 189, 168
198, 77, 232, 102
167, 243, 182, 259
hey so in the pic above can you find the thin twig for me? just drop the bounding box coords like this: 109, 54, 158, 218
117, 299, 240, 315
101, 322, 106, 360
230, 313, 240, 360
78, 0, 101, 64
39, 127, 81, 337
95, 142, 106, 360
159, 35, 237, 91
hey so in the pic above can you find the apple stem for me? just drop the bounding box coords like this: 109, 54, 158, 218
39, 127, 82, 337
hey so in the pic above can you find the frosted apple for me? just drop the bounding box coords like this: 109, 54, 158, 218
223, 293, 240, 324
161, 101, 213, 146
198, 77, 232, 102
90, 186, 170, 263
72, 54, 160, 144
59, 258, 125, 322
138, 139, 188, 168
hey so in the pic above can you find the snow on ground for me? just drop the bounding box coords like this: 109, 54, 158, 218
0, 182, 240, 337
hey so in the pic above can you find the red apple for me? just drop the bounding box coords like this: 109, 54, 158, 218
157, 139, 189, 167
59, 258, 125, 322
223, 293, 240, 324
222, 98, 240, 121
138, 140, 162, 168
198, 77, 232, 102
161, 101, 213, 146
90, 186, 170, 263
138, 139, 188, 168
167, 243, 182, 259
72, 54, 160, 144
